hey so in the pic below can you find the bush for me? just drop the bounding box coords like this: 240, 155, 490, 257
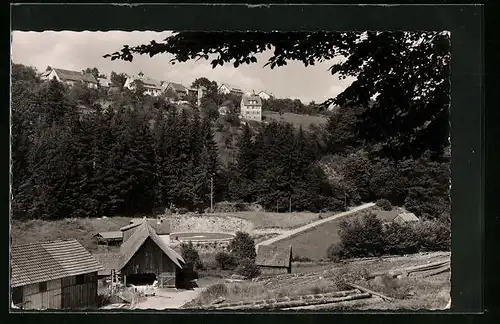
235, 259, 261, 279
326, 243, 343, 262
180, 242, 204, 270
376, 198, 392, 211
336, 213, 385, 259
329, 215, 451, 261
228, 231, 256, 263
205, 283, 228, 297
215, 251, 238, 270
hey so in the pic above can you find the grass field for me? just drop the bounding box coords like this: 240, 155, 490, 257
11, 217, 132, 252
270, 209, 374, 260
262, 111, 328, 129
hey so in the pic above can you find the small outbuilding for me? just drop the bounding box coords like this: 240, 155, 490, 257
11, 239, 104, 310
375, 210, 399, 224
394, 212, 420, 224
255, 245, 293, 274
94, 231, 123, 246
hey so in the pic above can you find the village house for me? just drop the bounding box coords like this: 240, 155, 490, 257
240, 93, 263, 121
97, 75, 112, 88
219, 83, 244, 96
257, 90, 272, 100
11, 239, 104, 310
42, 68, 98, 89
163, 82, 189, 99
124, 72, 163, 97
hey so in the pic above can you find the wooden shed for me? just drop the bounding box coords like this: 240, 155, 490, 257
11, 239, 104, 310
94, 231, 123, 246
256, 245, 293, 274
117, 221, 185, 288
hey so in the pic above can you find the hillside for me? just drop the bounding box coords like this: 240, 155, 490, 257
10, 211, 322, 252
262, 111, 328, 129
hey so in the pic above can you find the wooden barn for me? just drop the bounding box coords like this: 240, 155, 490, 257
117, 221, 186, 288
256, 245, 293, 274
11, 239, 104, 310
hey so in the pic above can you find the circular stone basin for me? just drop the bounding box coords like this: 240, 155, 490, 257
170, 232, 235, 242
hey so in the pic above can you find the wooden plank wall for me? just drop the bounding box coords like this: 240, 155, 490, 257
121, 238, 176, 276
22, 279, 61, 310
61, 272, 98, 309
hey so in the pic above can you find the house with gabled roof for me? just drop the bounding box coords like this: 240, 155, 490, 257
163, 82, 189, 99
10, 239, 104, 310
123, 72, 163, 97
240, 93, 263, 121
219, 83, 244, 95
257, 90, 272, 100
42, 68, 98, 89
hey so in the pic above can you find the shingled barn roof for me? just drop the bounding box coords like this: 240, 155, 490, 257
11, 239, 104, 288
120, 218, 171, 235
255, 245, 292, 268
118, 221, 184, 270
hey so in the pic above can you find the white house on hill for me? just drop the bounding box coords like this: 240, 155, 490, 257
42, 68, 98, 89
124, 72, 162, 97
257, 90, 272, 100
219, 83, 244, 96
240, 94, 262, 121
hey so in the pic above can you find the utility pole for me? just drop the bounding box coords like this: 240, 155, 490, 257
276, 196, 279, 213
289, 196, 292, 213
210, 175, 214, 213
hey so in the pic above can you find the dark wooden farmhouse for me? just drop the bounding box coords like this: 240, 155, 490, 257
116, 221, 186, 288
11, 239, 104, 310
255, 245, 293, 274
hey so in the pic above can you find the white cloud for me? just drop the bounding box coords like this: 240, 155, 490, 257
11, 31, 352, 103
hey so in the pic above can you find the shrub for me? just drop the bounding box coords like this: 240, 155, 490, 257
180, 242, 204, 270
330, 215, 451, 261
215, 251, 238, 270
235, 258, 261, 279
336, 213, 385, 259
376, 198, 392, 211
205, 283, 228, 297
326, 243, 343, 262
228, 231, 256, 263
383, 222, 420, 255
413, 220, 451, 252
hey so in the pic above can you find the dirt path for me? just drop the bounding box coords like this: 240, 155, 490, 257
255, 202, 376, 250
133, 288, 205, 310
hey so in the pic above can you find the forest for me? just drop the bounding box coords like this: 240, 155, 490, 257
11, 61, 450, 223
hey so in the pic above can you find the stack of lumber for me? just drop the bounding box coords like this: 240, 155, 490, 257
367, 259, 451, 279
200, 289, 372, 310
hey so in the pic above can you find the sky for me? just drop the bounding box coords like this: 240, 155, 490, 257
11, 31, 354, 103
